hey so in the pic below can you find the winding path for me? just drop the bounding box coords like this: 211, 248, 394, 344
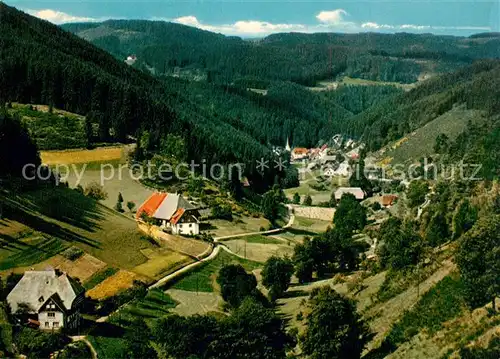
70, 336, 98, 359
147, 205, 295, 290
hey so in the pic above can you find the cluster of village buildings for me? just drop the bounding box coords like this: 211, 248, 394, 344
276, 136, 363, 178
5, 136, 403, 333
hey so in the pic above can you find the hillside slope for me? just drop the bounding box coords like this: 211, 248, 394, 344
63, 21, 500, 85
0, 187, 154, 270
349, 60, 500, 178
0, 3, 291, 188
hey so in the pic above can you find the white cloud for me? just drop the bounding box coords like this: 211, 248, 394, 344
25, 9, 96, 24
361, 22, 490, 32
362, 22, 395, 30
173, 15, 202, 28
316, 10, 348, 25
172, 16, 306, 35
23, 7, 491, 36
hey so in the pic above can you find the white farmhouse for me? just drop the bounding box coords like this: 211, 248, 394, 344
136, 192, 201, 235
7, 269, 84, 331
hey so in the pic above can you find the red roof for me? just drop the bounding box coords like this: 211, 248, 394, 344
170, 208, 185, 225
293, 148, 308, 155
381, 195, 398, 206
136, 192, 167, 220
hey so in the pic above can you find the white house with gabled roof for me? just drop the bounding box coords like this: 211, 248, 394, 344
7, 269, 84, 331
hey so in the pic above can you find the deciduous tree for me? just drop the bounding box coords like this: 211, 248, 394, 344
300, 286, 369, 359
456, 215, 500, 310
262, 256, 294, 300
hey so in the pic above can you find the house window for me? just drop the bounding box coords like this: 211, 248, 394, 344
48, 312, 55, 317
45, 322, 49, 328
189, 223, 192, 228
53, 322, 59, 328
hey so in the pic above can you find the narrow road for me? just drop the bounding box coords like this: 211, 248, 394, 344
70, 336, 98, 359
147, 205, 295, 290
149, 245, 222, 289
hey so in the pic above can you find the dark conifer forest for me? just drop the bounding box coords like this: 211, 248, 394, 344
1, 3, 500, 187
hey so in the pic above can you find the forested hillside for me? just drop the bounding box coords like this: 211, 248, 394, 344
0, 4, 284, 190
63, 20, 500, 85
346, 60, 500, 178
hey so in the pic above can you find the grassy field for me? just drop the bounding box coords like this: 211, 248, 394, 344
83, 267, 119, 290
1, 187, 155, 270
224, 238, 294, 263
240, 235, 284, 245
88, 289, 178, 357
132, 248, 192, 280
208, 216, 271, 237
86, 270, 142, 299
341, 76, 416, 90
171, 250, 261, 292
384, 274, 466, 348
0, 235, 67, 271
64, 164, 153, 213
111, 289, 178, 324
293, 216, 332, 233
40, 146, 127, 166
87, 335, 127, 359
284, 175, 346, 205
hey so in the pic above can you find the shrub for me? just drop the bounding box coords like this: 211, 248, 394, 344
371, 202, 382, 211
303, 195, 313, 206
15, 327, 70, 359
126, 201, 136, 212
211, 204, 233, 221
84, 182, 108, 201
61, 247, 84, 261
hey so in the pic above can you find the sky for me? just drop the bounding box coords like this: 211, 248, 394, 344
5, 0, 500, 37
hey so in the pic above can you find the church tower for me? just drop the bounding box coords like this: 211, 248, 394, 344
285, 137, 291, 152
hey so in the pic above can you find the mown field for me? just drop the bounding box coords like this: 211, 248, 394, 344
1, 187, 154, 273
209, 216, 271, 238
341, 76, 416, 90
88, 289, 178, 358
40, 146, 125, 165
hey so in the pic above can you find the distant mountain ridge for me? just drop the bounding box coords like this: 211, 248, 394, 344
63, 20, 500, 85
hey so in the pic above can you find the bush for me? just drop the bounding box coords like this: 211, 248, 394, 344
126, 201, 136, 212
303, 195, 313, 206
61, 247, 84, 261
58, 341, 92, 359
15, 327, 70, 359
84, 182, 108, 201
371, 202, 382, 211
211, 204, 233, 221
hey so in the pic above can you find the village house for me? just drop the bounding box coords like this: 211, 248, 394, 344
7, 269, 84, 331
334, 161, 351, 177
323, 166, 336, 177
137, 192, 201, 235
381, 194, 398, 207
125, 54, 137, 65
334, 187, 365, 201
291, 148, 308, 162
